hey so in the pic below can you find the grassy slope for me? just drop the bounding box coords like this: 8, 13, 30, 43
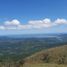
23, 63, 67, 67
23, 45, 67, 67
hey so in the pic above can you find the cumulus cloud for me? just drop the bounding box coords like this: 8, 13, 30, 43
0, 18, 67, 30
54, 18, 67, 24
29, 18, 52, 28
4, 19, 20, 26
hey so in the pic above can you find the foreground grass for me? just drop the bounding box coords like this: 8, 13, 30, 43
23, 63, 67, 67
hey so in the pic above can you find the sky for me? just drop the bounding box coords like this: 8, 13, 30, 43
0, 0, 67, 35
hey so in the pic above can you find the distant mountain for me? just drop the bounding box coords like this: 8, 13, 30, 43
0, 33, 67, 38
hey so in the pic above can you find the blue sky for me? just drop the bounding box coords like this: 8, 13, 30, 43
0, 0, 67, 35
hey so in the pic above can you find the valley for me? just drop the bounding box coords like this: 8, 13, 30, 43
0, 33, 67, 67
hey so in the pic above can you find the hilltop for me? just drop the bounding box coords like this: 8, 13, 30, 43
22, 45, 67, 67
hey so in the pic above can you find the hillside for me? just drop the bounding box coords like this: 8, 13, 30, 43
0, 45, 67, 67
24, 45, 67, 65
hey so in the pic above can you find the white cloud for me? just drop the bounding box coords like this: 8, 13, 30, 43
29, 20, 42, 25
0, 26, 5, 30
28, 18, 52, 28
54, 18, 67, 24
42, 18, 52, 27
0, 18, 67, 30
43, 18, 51, 23
4, 19, 20, 26
18, 25, 32, 30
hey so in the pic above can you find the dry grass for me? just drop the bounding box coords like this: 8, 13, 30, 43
23, 63, 67, 67
24, 45, 67, 64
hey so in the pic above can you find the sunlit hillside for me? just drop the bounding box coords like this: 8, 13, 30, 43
23, 45, 67, 67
